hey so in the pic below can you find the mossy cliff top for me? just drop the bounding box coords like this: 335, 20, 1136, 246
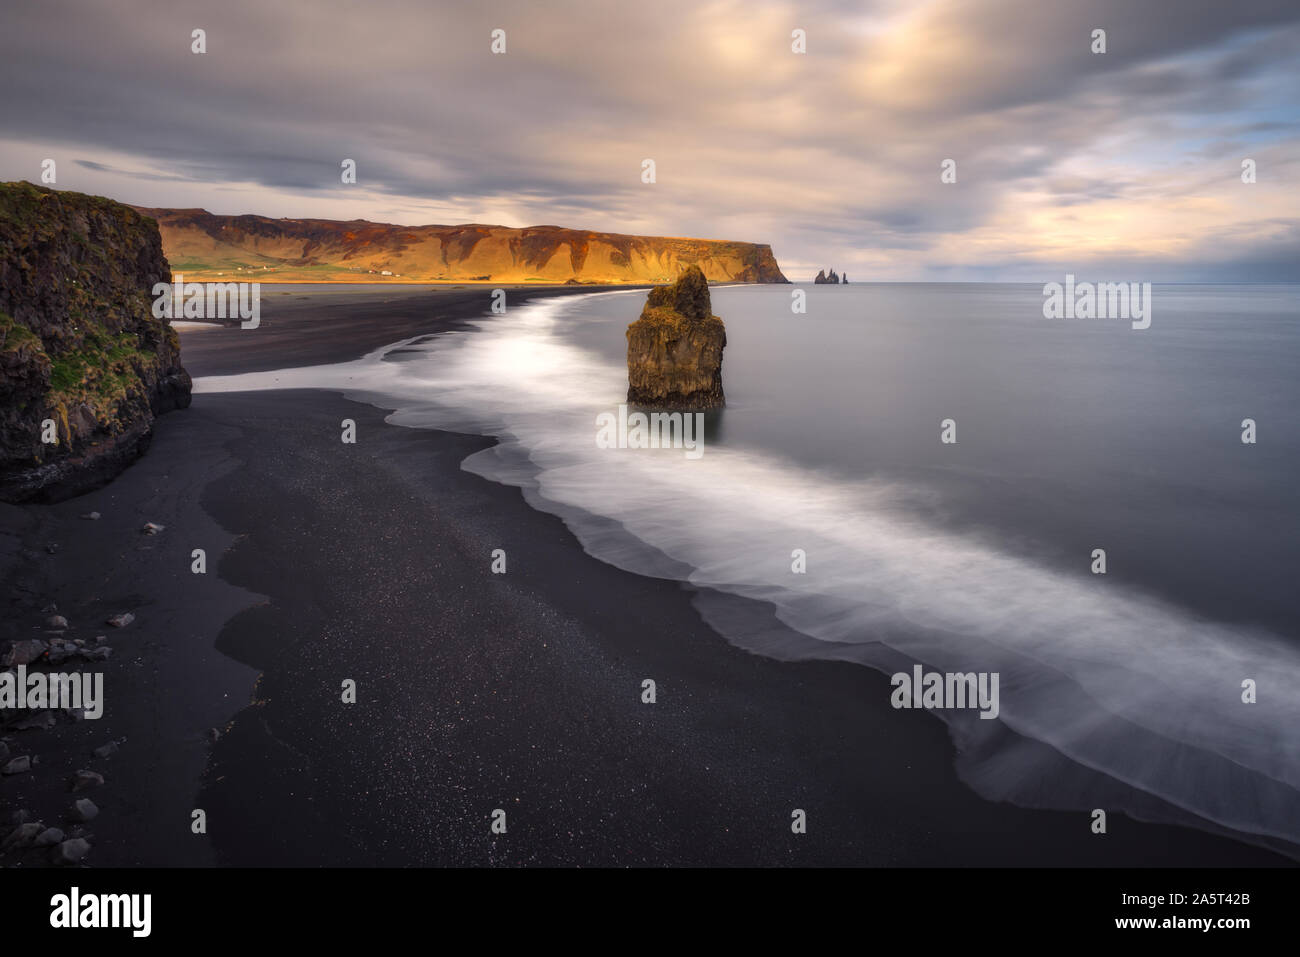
0, 181, 191, 502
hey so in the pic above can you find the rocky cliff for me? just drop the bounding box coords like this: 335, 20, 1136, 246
0, 182, 192, 502
135, 207, 789, 285
626, 265, 726, 410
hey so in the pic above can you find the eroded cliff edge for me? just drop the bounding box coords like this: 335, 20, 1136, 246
0, 182, 191, 503
137, 206, 789, 285
626, 265, 726, 410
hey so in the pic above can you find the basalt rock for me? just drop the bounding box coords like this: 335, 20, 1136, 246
0, 182, 191, 502
626, 265, 726, 410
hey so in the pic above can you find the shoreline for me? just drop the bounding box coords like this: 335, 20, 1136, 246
2, 286, 1294, 866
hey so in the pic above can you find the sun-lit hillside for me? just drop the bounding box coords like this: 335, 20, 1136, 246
134, 207, 789, 284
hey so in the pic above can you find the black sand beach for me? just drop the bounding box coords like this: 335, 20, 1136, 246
1, 285, 1291, 866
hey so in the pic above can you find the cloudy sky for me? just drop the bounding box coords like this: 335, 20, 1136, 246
2, 0, 1297, 280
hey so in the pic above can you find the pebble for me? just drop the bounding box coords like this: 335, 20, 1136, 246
45, 615, 69, 630
72, 769, 104, 792
106, 612, 134, 628
71, 799, 99, 823
41, 638, 109, 665
46, 647, 73, 666
92, 741, 119, 759
35, 827, 65, 847
13, 711, 55, 731
2, 822, 42, 849
2, 755, 32, 775
80, 512, 100, 520
142, 522, 165, 535
2, 638, 47, 666
54, 838, 91, 865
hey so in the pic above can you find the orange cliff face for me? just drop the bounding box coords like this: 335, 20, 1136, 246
131, 207, 790, 285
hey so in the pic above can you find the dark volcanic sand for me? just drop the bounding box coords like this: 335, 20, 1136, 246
1, 285, 1292, 866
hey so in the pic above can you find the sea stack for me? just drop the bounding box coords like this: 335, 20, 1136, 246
0, 182, 192, 502
625, 264, 726, 410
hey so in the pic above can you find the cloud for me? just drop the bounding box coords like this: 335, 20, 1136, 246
0, 0, 1297, 279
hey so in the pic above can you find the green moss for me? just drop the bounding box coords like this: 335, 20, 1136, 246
0, 182, 46, 229
46, 329, 149, 414
0, 311, 39, 352
48, 355, 81, 391
0, 180, 129, 230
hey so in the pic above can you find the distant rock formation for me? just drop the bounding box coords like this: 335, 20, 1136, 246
626, 265, 726, 410
135, 206, 791, 285
0, 182, 191, 502
814, 269, 843, 284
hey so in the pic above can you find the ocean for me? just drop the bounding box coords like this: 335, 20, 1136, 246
195, 281, 1300, 857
